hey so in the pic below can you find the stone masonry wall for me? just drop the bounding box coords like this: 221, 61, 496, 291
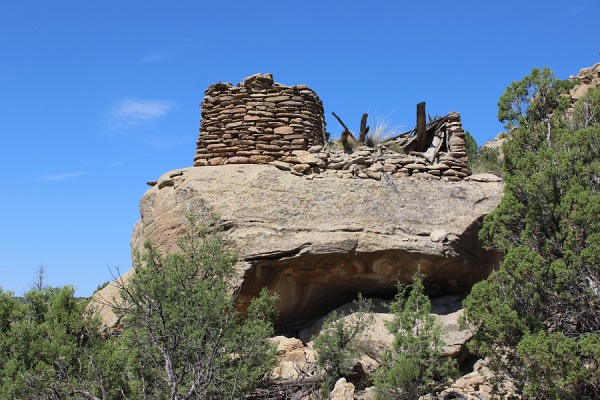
193, 73, 472, 181
272, 112, 472, 182
439, 111, 470, 177
194, 73, 325, 166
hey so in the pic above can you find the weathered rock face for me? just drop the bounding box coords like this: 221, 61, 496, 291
127, 164, 503, 332
270, 336, 315, 380
330, 378, 355, 400
569, 62, 600, 102
90, 268, 135, 335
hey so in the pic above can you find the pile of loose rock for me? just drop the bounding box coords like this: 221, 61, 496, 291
273, 143, 470, 181
427, 358, 520, 400
194, 73, 326, 167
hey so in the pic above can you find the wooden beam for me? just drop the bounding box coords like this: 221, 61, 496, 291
331, 112, 349, 132
359, 113, 369, 143
416, 102, 427, 152
331, 112, 356, 145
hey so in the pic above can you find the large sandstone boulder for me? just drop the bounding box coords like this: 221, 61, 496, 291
96, 164, 502, 332
330, 378, 355, 400
88, 268, 135, 335
270, 336, 315, 380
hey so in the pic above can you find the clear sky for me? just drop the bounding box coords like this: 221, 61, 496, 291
1, 0, 598, 296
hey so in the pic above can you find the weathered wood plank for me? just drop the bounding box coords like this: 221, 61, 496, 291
359, 112, 369, 143
331, 112, 356, 145
417, 102, 427, 152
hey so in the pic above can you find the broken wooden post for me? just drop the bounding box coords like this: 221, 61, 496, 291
417, 102, 427, 152
359, 113, 369, 143
331, 112, 356, 146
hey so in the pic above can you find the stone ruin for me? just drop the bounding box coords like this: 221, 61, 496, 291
194, 73, 470, 180
194, 73, 325, 166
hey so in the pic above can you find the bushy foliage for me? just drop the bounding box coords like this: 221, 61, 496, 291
464, 70, 600, 399
374, 273, 457, 399
0, 218, 278, 399
464, 130, 478, 163
115, 217, 277, 399
313, 294, 374, 392
497, 66, 574, 130
469, 146, 503, 176
571, 84, 600, 130
464, 131, 504, 176
0, 286, 128, 399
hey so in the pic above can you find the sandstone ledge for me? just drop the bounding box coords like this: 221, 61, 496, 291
120, 164, 503, 331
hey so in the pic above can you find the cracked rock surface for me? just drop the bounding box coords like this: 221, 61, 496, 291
99, 164, 503, 332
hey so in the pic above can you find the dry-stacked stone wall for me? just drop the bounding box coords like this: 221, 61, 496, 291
192, 73, 471, 181
194, 73, 325, 166
438, 111, 470, 178
271, 111, 471, 181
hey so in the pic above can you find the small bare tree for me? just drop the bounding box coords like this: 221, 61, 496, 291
32, 263, 46, 291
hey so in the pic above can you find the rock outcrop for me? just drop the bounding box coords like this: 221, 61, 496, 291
270, 336, 315, 380
121, 164, 503, 332
89, 268, 134, 335
569, 62, 600, 102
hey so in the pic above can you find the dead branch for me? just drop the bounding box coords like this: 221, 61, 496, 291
244, 376, 320, 399
331, 112, 356, 145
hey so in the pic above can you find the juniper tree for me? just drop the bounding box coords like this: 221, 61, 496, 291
374, 273, 457, 400
0, 286, 128, 399
113, 217, 277, 400
314, 294, 374, 393
463, 71, 600, 399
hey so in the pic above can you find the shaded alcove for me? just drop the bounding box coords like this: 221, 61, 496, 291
237, 219, 501, 333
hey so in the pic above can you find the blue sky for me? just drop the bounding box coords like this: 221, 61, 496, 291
1, 0, 598, 296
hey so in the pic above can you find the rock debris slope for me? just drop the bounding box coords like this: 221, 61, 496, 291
127, 164, 502, 331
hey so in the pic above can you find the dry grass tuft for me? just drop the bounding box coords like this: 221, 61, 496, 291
365, 114, 404, 147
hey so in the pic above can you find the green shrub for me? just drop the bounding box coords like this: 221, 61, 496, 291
374, 273, 457, 399
0, 286, 128, 399
0, 217, 279, 400
469, 146, 503, 176
464, 130, 478, 163
463, 67, 600, 399
314, 294, 374, 393
116, 217, 278, 399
